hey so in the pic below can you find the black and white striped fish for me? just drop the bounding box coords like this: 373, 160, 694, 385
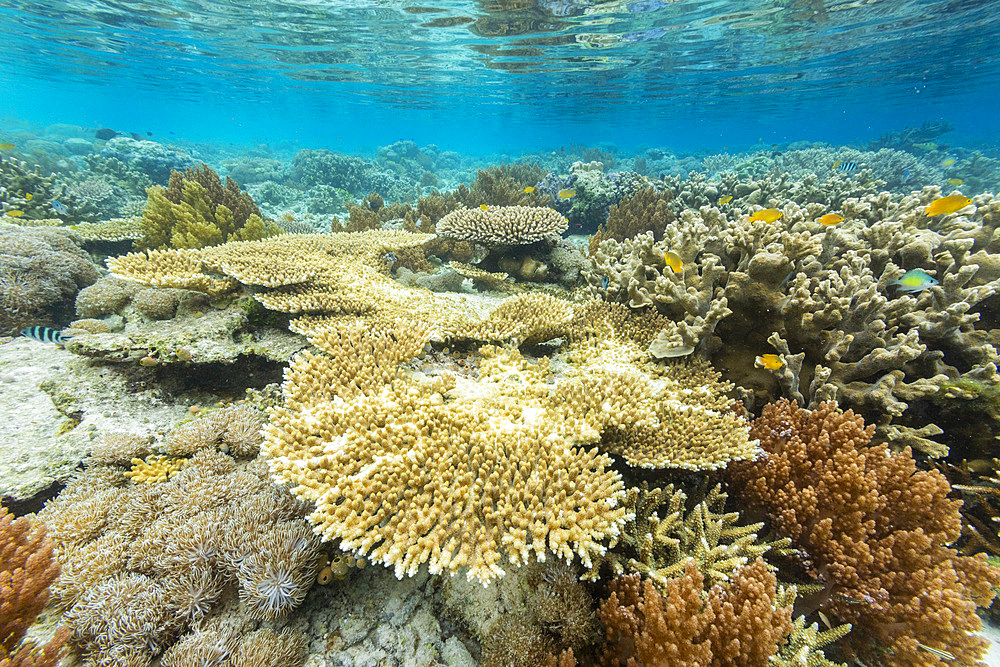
20, 326, 73, 345
837, 161, 859, 173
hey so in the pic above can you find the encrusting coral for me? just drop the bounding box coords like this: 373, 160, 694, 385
138, 163, 283, 250
725, 399, 1000, 666
0, 505, 68, 667
36, 404, 324, 665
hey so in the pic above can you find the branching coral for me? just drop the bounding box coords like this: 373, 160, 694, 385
138, 163, 282, 250
590, 185, 676, 248
586, 188, 1000, 455
726, 399, 1000, 666
582, 483, 790, 592
597, 559, 797, 667
0, 505, 68, 667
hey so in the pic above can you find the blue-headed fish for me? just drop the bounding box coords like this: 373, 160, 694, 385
50, 200, 69, 216
21, 326, 73, 345
890, 269, 938, 293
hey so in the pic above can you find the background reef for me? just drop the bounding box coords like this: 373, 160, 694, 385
3, 122, 1000, 666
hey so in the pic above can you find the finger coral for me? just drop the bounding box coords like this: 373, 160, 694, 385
0, 505, 68, 667
726, 399, 1000, 666
597, 558, 795, 666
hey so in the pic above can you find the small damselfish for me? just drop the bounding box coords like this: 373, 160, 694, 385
20, 326, 73, 345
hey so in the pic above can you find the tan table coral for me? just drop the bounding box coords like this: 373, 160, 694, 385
436, 205, 568, 244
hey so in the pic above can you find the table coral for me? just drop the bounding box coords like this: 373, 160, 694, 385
437, 204, 568, 244
725, 399, 1000, 666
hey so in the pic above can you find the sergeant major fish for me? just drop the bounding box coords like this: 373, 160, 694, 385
21, 326, 74, 346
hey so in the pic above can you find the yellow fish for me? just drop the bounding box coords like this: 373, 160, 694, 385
557, 189, 576, 199
7, 210, 24, 217
523, 186, 535, 194
0, 142, 14, 150
947, 178, 963, 186
925, 194, 972, 216
718, 195, 733, 205
24, 193, 32, 200
664, 251, 683, 274
479, 204, 489, 211
831, 160, 841, 170
941, 158, 956, 168
756, 354, 784, 370
749, 208, 783, 223
818, 213, 844, 226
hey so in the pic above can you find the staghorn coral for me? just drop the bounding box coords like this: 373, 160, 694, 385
453, 164, 553, 208
582, 483, 790, 592
0, 224, 100, 334
138, 163, 282, 250
437, 204, 568, 245
37, 407, 321, 665
726, 399, 1000, 666
0, 505, 68, 667
1, 154, 82, 221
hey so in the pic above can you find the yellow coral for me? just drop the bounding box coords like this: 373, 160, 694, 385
124, 454, 188, 483
437, 205, 568, 244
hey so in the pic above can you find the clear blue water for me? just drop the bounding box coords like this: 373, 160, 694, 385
1, 0, 998, 153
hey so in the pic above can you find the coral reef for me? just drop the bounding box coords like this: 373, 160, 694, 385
0, 225, 100, 334
0, 505, 68, 667
138, 163, 282, 250
544, 161, 647, 232
91, 136, 196, 185
289, 149, 368, 193
585, 188, 1000, 454
1, 154, 82, 221
726, 399, 1000, 666
37, 404, 325, 665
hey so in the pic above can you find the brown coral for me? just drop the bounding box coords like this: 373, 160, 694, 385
726, 399, 1000, 666
0, 506, 67, 667
590, 186, 676, 249
597, 558, 793, 667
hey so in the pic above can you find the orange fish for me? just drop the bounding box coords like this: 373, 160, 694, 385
818, 213, 844, 226
925, 195, 972, 216
749, 208, 783, 223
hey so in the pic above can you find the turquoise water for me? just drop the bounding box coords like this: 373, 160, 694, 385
2, 0, 998, 151
6, 2, 1000, 667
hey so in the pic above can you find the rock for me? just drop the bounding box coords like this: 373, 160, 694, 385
64, 137, 94, 155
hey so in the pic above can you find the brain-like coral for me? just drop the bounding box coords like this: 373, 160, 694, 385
0, 225, 100, 334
